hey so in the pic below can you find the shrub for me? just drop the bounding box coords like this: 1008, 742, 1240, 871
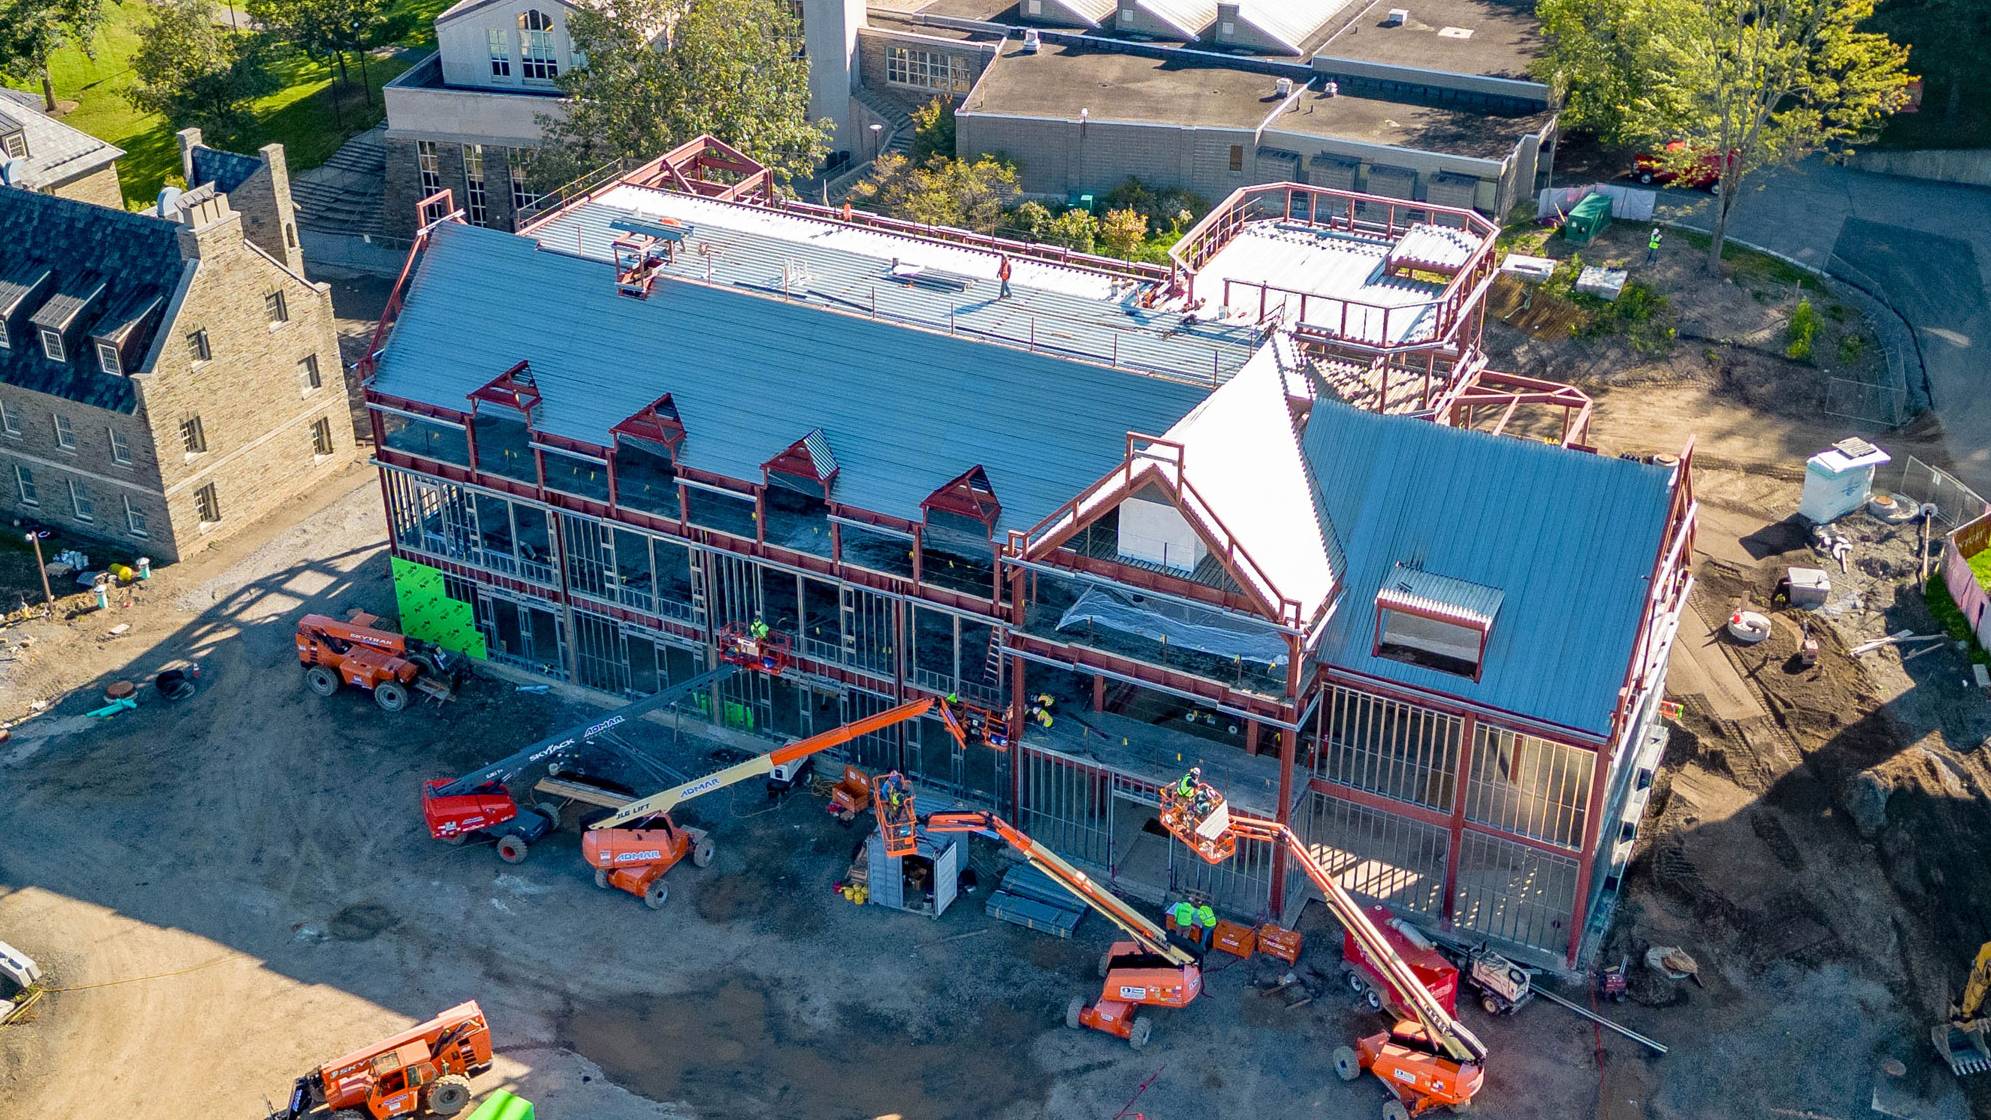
1838, 332, 1867, 363
909, 97, 955, 163
1786, 297, 1819, 361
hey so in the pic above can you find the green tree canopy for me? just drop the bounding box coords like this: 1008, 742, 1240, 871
248, 0, 388, 97
535, 0, 829, 191
125, 0, 277, 142
0, 0, 106, 111
846, 151, 1020, 234
1539, 0, 1911, 270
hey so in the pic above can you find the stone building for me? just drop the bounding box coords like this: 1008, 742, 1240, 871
0, 139, 357, 564
0, 94, 125, 208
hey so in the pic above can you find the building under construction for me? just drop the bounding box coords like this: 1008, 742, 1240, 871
362, 138, 1694, 969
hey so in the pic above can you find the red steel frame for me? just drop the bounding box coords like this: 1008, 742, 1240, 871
363, 154, 1696, 967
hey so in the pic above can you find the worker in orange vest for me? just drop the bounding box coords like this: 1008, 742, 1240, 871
997, 254, 1014, 299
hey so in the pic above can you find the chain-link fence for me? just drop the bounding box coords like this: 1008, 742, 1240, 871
1895, 456, 1990, 528
1825, 376, 1911, 428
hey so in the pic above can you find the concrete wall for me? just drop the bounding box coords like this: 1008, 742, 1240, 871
803, 0, 866, 153
1850, 148, 1991, 189
960, 106, 1520, 213
855, 29, 996, 104
384, 81, 564, 147
437, 0, 580, 91
49, 163, 124, 209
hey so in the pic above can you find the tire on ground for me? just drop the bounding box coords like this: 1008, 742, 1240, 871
1332, 1045, 1361, 1082
1383, 1100, 1411, 1120
496, 834, 528, 864
1065, 996, 1085, 1030
427, 1074, 473, 1116
643, 879, 669, 910
373, 680, 409, 712
304, 665, 339, 696
594, 868, 611, 889
1129, 1018, 1152, 1050
692, 836, 715, 868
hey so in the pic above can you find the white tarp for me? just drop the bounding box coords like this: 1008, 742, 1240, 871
1537, 183, 1657, 222
1058, 585, 1290, 667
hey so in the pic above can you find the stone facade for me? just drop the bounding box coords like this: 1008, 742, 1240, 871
854, 29, 996, 108
383, 134, 534, 239
50, 163, 125, 210
0, 155, 358, 565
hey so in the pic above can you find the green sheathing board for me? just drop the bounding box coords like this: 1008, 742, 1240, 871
391, 556, 488, 659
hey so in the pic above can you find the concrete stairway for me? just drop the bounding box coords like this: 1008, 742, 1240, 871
291, 124, 387, 238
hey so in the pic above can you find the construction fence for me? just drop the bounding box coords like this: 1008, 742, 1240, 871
1897, 456, 1990, 529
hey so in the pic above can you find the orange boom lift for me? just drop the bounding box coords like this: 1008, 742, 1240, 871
911, 805, 1201, 1049
1160, 780, 1489, 1118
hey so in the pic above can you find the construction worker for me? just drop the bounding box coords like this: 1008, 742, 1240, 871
1646, 226, 1662, 264
1170, 900, 1194, 934
997, 253, 1014, 299
1176, 766, 1202, 800
1194, 903, 1218, 943
749, 616, 770, 641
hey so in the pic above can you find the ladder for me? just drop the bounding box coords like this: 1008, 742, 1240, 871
981, 625, 1007, 695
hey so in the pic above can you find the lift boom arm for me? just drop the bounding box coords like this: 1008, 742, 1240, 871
433, 664, 738, 797
1955, 942, 1991, 1021
1229, 813, 1487, 1065
590, 698, 938, 829
923, 810, 1196, 968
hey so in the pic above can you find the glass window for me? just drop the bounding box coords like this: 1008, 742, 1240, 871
195, 482, 221, 523
463, 144, 488, 227
95, 340, 120, 375
38, 327, 63, 362
487, 28, 511, 77
885, 46, 971, 93
180, 415, 207, 454
541, 446, 610, 501
508, 148, 538, 215
0, 130, 25, 159
0, 402, 15, 435
311, 417, 334, 455
298, 354, 321, 392
265, 290, 288, 324
186, 329, 210, 362
1229, 144, 1244, 172
519, 10, 558, 80
612, 434, 677, 518
472, 410, 537, 485
67, 479, 93, 522
124, 495, 148, 537
417, 140, 440, 194
13, 463, 35, 505
107, 426, 131, 465
378, 411, 469, 467
51, 412, 74, 449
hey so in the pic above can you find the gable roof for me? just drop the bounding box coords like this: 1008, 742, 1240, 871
1302, 401, 1675, 738
0, 189, 185, 410
370, 221, 1211, 536
0, 100, 123, 191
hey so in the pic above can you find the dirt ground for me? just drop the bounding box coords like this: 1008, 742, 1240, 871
1, 252, 1988, 1119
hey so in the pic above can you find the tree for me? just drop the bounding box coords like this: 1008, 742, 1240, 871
0, 0, 106, 112
1540, 0, 1910, 272
1039, 208, 1097, 254
1098, 207, 1147, 260
909, 96, 954, 163
536, 0, 829, 191
249, 0, 388, 106
125, 0, 277, 142
846, 152, 1019, 233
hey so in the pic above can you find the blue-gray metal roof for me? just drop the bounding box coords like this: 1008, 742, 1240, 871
1376, 563, 1505, 628
1303, 402, 1674, 739
371, 222, 1213, 536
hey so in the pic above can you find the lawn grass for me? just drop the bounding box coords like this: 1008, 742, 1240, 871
7, 0, 451, 209
1924, 573, 1991, 667
1969, 547, 1991, 596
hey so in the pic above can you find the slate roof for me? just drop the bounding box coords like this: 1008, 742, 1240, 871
0, 188, 186, 411
0, 99, 123, 191
370, 221, 1212, 536
1302, 401, 1675, 739
189, 146, 263, 194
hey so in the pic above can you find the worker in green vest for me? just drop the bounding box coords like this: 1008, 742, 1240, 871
749, 617, 769, 641
1194, 903, 1218, 943
1646, 226, 1662, 264
1170, 900, 1194, 933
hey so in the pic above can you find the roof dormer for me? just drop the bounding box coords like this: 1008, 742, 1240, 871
89, 294, 163, 377
27, 280, 105, 365
0, 266, 52, 352
1372, 564, 1503, 681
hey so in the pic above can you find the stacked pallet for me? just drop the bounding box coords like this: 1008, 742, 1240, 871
985, 862, 1085, 938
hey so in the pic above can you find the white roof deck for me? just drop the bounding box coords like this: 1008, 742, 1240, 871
1191, 223, 1445, 347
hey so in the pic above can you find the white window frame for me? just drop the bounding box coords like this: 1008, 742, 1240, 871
885, 46, 971, 94
67, 479, 92, 522
519, 10, 558, 81
311, 416, 335, 456
265, 289, 288, 325
38, 327, 63, 363
123, 495, 148, 538
14, 463, 36, 506
508, 148, 537, 215
487, 28, 511, 77
298, 353, 322, 394
107, 426, 132, 465
463, 144, 488, 227
95, 339, 120, 375
0, 400, 18, 437
0, 129, 25, 159
51, 412, 74, 450
181, 414, 207, 456
187, 328, 210, 363
417, 140, 441, 196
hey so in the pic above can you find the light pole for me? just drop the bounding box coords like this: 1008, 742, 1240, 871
869, 123, 883, 162
24, 530, 50, 607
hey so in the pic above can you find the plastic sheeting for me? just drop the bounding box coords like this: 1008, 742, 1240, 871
1057, 586, 1289, 667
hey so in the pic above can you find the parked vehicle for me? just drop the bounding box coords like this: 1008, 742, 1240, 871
1634, 141, 1734, 191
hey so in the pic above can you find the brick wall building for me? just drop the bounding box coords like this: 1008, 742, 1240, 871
0, 95, 125, 208
0, 142, 358, 564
